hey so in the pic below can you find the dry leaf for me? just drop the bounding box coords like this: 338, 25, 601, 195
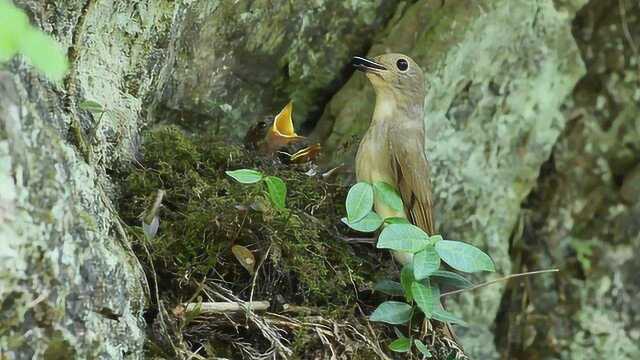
231, 245, 256, 275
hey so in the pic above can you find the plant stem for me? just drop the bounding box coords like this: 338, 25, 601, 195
184, 301, 270, 313
440, 269, 559, 298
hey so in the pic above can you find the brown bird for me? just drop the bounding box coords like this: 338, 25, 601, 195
352, 54, 433, 265
353, 54, 464, 352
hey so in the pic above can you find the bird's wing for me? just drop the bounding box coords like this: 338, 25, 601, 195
389, 126, 435, 235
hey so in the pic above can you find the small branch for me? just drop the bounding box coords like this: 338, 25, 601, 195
249, 245, 271, 311
339, 236, 377, 244
281, 304, 321, 314
440, 269, 559, 298
184, 301, 270, 313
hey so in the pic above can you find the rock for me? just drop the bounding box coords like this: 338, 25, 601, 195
0, 70, 148, 358
0, 0, 177, 357
159, 0, 402, 139
496, 0, 640, 358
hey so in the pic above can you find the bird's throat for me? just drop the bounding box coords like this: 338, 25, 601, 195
371, 91, 397, 128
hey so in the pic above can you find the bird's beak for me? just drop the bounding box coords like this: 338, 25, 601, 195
352, 56, 386, 73
264, 101, 304, 153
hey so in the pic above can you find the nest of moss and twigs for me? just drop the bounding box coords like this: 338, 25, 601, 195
117, 126, 463, 359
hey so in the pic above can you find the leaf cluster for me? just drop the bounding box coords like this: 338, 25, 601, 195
342, 181, 496, 356
226, 169, 287, 209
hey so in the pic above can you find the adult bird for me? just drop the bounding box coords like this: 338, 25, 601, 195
352, 54, 433, 265
352, 53, 464, 353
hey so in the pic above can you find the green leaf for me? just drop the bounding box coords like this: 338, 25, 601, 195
373, 280, 404, 297
19, 29, 68, 82
432, 307, 467, 327
346, 182, 374, 223
389, 337, 412, 353
79, 99, 106, 113
225, 169, 263, 184
384, 217, 410, 224
435, 240, 495, 273
377, 224, 429, 253
373, 181, 403, 211
430, 270, 473, 289
369, 301, 413, 325
415, 340, 432, 358
264, 176, 286, 209
411, 281, 437, 318
0, 2, 29, 62
341, 211, 382, 233
414, 246, 440, 280
400, 263, 414, 302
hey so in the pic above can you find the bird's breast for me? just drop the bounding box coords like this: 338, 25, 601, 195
355, 128, 405, 220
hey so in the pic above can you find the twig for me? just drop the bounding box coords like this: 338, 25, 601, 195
440, 269, 559, 298
339, 236, 377, 244
184, 301, 271, 313
249, 244, 271, 312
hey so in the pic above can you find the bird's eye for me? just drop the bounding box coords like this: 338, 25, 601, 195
396, 59, 409, 71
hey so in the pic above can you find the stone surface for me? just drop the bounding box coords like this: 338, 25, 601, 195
0, 71, 148, 358
496, 0, 640, 358
0, 0, 176, 357
159, 0, 402, 139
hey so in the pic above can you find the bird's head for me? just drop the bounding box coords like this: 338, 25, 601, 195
352, 53, 425, 103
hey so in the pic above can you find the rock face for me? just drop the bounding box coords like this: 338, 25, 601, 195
159, 0, 402, 138
496, 0, 640, 358
1, 0, 639, 358
0, 0, 174, 357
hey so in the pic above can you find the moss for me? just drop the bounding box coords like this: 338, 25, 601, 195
118, 126, 387, 355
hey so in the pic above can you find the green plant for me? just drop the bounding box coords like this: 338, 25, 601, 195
0, 0, 68, 81
342, 181, 496, 356
226, 169, 287, 209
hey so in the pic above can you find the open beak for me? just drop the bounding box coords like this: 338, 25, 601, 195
263, 101, 304, 153
352, 56, 386, 73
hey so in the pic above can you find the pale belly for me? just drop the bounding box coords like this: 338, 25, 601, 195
356, 132, 413, 264
356, 133, 405, 219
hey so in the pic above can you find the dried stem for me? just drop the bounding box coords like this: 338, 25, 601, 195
184, 301, 270, 313
440, 269, 559, 298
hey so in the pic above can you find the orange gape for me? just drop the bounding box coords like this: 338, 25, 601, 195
260, 102, 304, 153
